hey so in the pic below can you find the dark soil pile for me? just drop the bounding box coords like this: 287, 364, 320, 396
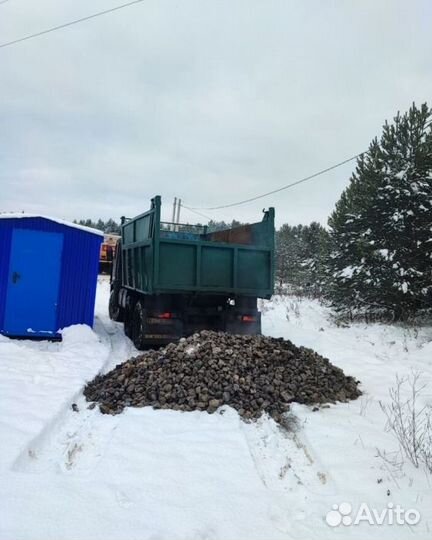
84, 331, 361, 422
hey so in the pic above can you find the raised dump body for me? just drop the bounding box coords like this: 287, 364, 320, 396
109, 196, 275, 348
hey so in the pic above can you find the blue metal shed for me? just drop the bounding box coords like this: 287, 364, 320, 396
0, 214, 103, 338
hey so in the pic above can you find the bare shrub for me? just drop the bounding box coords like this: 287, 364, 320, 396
285, 298, 301, 321
375, 448, 405, 486
379, 371, 432, 474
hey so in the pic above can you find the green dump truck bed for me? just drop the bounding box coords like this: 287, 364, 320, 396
120, 196, 275, 299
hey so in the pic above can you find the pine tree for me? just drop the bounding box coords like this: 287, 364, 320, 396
275, 224, 295, 288
105, 218, 121, 234
302, 222, 331, 293
276, 222, 330, 295
327, 103, 432, 318
74, 218, 121, 233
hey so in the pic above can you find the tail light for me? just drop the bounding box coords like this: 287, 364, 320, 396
241, 315, 256, 323
158, 312, 173, 319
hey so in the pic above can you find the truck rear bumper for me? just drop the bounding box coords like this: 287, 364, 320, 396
142, 317, 184, 347
117, 289, 263, 349
142, 309, 262, 346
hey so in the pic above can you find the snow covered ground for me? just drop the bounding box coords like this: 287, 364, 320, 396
1, 277, 431, 540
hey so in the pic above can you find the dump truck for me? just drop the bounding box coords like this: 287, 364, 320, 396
109, 196, 275, 349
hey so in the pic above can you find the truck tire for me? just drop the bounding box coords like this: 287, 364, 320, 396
131, 300, 147, 350
123, 294, 135, 339
108, 290, 124, 322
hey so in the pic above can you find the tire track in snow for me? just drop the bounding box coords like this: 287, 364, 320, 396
240, 414, 339, 536
240, 413, 337, 496
12, 317, 136, 474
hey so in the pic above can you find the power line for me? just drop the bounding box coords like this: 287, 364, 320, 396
0, 0, 146, 50
181, 204, 213, 222
187, 151, 366, 210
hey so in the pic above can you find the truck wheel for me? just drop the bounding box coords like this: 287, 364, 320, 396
123, 296, 135, 339
108, 290, 124, 322
131, 300, 147, 350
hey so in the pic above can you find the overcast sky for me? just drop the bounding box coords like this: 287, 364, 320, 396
0, 0, 431, 227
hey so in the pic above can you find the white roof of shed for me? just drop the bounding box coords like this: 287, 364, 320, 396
0, 213, 104, 237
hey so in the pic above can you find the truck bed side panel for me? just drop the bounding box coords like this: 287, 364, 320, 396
156, 239, 272, 296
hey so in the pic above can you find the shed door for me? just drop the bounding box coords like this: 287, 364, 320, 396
4, 229, 63, 337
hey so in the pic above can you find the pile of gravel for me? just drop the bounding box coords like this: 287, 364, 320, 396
84, 331, 361, 422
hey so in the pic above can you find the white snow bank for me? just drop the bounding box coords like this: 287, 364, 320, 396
60, 323, 103, 345
0, 323, 109, 471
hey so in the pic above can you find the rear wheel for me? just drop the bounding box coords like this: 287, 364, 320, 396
123, 295, 135, 339
108, 289, 124, 322
131, 300, 147, 350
